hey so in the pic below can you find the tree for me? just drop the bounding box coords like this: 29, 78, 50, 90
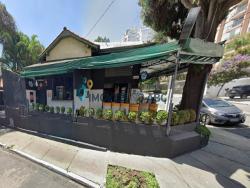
208, 55, 250, 96
94, 36, 110, 42
139, 0, 242, 114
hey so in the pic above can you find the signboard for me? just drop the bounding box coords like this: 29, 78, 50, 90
179, 7, 201, 43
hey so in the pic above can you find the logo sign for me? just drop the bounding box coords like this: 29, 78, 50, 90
179, 7, 201, 44
140, 71, 148, 80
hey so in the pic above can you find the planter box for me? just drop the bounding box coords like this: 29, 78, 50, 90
149, 104, 158, 112
120, 103, 129, 114
139, 103, 149, 112
111, 102, 120, 113
103, 102, 111, 110
129, 104, 139, 112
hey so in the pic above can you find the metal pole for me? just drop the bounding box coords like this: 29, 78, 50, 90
166, 51, 180, 136
165, 76, 172, 111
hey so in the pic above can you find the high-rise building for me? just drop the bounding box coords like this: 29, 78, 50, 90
122, 26, 155, 43
215, 0, 250, 43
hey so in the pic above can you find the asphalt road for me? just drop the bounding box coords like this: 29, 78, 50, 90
0, 149, 84, 188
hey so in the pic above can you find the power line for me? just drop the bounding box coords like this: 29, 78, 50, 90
85, 0, 116, 38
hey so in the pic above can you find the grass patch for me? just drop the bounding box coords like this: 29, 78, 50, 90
106, 165, 160, 188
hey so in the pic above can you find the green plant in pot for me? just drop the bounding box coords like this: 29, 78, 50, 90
95, 108, 103, 119
56, 106, 60, 114
177, 110, 186, 125
49, 106, 54, 113
79, 106, 86, 117
38, 104, 44, 112
156, 110, 168, 126
67, 107, 73, 115
171, 112, 179, 126
195, 125, 211, 147
140, 111, 153, 124
88, 108, 95, 118
114, 110, 125, 121
45, 105, 50, 112
60, 106, 65, 114
35, 103, 40, 111
128, 111, 137, 122
103, 109, 113, 120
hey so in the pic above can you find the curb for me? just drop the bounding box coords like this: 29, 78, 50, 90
0, 143, 101, 188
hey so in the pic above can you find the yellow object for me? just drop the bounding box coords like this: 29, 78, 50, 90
87, 79, 93, 89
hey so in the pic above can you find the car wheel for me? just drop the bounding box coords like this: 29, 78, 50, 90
241, 94, 247, 99
201, 114, 210, 125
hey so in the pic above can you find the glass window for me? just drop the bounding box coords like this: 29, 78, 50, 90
203, 99, 232, 107
52, 75, 73, 100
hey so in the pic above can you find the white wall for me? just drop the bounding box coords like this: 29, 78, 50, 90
26, 90, 36, 105
46, 90, 72, 109
206, 77, 250, 97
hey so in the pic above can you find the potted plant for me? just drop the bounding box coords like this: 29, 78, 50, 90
171, 112, 179, 126
128, 111, 137, 122
49, 106, 54, 113
35, 103, 40, 111
56, 106, 60, 114
156, 110, 168, 126
103, 109, 113, 120
60, 106, 65, 114
95, 108, 103, 119
113, 110, 125, 121
45, 105, 50, 112
67, 107, 73, 115
139, 111, 153, 125
38, 104, 44, 112
195, 125, 211, 147
88, 108, 95, 118
79, 106, 87, 117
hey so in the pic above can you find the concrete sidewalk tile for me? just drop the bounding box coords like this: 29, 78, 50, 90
69, 149, 107, 185
42, 146, 78, 170
21, 138, 52, 159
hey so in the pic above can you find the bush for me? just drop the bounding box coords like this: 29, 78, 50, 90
79, 106, 87, 117
177, 110, 190, 124
49, 106, 54, 113
171, 112, 179, 126
156, 110, 168, 125
67, 107, 73, 115
195, 125, 211, 137
114, 110, 125, 121
88, 108, 95, 118
38, 104, 44, 112
35, 103, 39, 111
56, 106, 60, 113
140, 111, 153, 124
189, 109, 196, 122
96, 108, 103, 119
128, 111, 137, 122
45, 105, 50, 112
103, 109, 113, 120
60, 106, 65, 114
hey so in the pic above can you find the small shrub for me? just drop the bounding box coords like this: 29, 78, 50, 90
184, 110, 191, 123
171, 112, 179, 126
56, 106, 60, 113
38, 104, 44, 112
67, 107, 73, 115
79, 106, 87, 117
45, 105, 50, 112
177, 110, 186, 124
113, 110, 125, 121
189, 109, 196, 122
49, 106, 54, 113
35, 103, 40, 111
103, 109, 113, 120
195, 125, 211, 137
96, 108, 103, 119
156, 110, 168, 125
88, 108, 95, 118
128, 111, 137, 122
140, 111, 153, 124
61, 106, 65, 114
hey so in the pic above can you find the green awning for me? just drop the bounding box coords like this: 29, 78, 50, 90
21, 38, 224, 78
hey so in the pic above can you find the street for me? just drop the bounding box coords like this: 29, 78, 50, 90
0, 149, 84, 188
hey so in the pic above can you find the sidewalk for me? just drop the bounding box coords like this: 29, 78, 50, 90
0, 126, 249, 188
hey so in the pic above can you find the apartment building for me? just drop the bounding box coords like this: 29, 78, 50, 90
215, 0, 250, 42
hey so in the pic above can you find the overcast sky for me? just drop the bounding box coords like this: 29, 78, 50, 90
1, 0, 142, 47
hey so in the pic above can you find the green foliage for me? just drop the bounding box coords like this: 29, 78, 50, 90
103, 109, 113, 120
140, 111, 153, 124
153, 31, 169, 43
67, 107, 73, 115
60, 106, 65, 114
128, 111, 137, 122
171, 112, 179, 126
177, 110, 189, 124
156, 110, 168, 125
95, 108, 103, 119
94, 36, 110, 42
79, 106, 87, 117
38, 104, 44, 112
35, 103, 40, 111
45, 105, 49, 112
189, 109, 196, 122
195, 125, 211, 137
56, 106, 60, 113
31, 103, 35, 110
113, 110, 125, 121
88, 108, 95, 118
49, 106, 54, 113
106, 165, 159, 188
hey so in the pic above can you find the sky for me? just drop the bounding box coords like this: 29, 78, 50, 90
1, 0, 142, 47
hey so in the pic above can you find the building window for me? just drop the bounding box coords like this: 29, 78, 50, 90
52, 75, 73, 100
232, 16, 243, 28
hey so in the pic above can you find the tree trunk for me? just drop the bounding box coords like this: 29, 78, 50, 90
217, 83, 225, 97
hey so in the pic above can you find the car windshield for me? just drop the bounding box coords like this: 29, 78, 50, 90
203, 99, 232, 107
